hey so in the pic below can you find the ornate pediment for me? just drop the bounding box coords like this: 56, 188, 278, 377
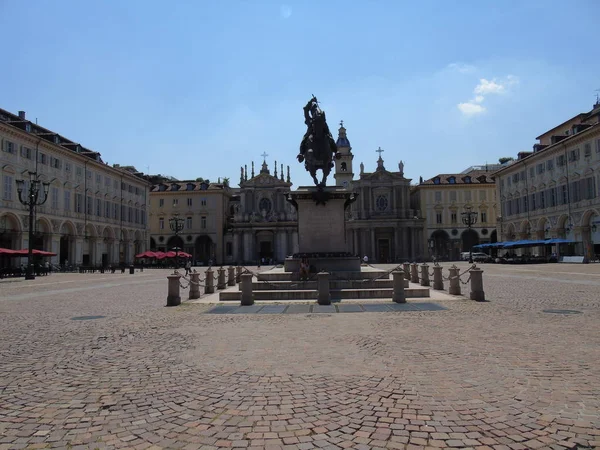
241, 173, 291, 188
361, 169, 400, 183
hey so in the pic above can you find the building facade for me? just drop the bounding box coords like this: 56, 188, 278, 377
337, 124, 426, 262
225, 160, 297, 264
414, 168, 498, 260
0, 108, 150, 267
494, 101, 600, 259
148, 180, 231, 264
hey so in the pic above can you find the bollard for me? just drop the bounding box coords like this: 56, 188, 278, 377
204, 267, 214, 294
410, 263, 419, 284
189, 271, 200, 299
469, 265, 485, 301
317, 271, 331, 305
240, 273, 254, 305
448, 265, 461, 295
432, 265, 444, 290
227, 266, 236, 286
403, 263, 411, 280
217, 267, 226, 290
420, 263, 430, 287
392, 270, 406, 303
236, 265, 242, 283
166, 273, 181, 306
129, 266, 134, 275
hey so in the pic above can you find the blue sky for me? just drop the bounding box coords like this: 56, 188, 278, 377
1, 0, 599, 187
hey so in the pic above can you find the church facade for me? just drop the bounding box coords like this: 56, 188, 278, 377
224, 160, 298, 265
335, 124, 425, 262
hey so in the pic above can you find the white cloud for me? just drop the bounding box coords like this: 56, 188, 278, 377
447, 63, 476, 74
458, 75, 519, 117
458, 102, 486, 116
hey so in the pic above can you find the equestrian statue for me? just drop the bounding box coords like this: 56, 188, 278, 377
297, 96, 339, 187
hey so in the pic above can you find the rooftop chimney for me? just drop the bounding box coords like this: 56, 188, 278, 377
18, 111, 26, 120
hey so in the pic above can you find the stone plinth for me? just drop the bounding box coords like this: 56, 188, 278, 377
284, 186, 359, 272
284, 256, 361, 273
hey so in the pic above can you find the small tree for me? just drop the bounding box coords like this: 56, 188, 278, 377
195, 177, 204, 182
222, 177, 230, 187
498, 157, 514, 164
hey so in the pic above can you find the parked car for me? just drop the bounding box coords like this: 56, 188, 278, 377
460, 252, 470, 261
472, 252, 492, 263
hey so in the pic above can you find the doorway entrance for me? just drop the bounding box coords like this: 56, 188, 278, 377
378, 239, 390, 263
260, 241, 273, 261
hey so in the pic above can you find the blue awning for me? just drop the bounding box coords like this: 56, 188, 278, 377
544, 238, 575, 245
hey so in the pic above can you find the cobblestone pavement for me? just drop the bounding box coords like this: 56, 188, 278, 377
1, 263, 599, 449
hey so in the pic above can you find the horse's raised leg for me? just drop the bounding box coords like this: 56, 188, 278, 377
311, 170, 319, 186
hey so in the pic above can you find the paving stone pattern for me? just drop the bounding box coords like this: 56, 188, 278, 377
1, 263, 600, 449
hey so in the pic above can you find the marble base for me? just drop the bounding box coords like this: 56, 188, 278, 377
284, 256, 361, 273
287, 186, 357, 255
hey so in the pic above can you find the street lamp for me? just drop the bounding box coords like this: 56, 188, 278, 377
168, 215, 184, 268
461, 205, 478, 264
16, 172, 50, 280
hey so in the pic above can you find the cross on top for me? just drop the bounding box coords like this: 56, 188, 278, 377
261, 152, 269, 161
339, 120, 344, 127
376, 147, 384, 157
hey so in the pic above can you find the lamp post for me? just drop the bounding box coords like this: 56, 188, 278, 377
168, 215, 184, 269
16, 172, 50, 280
461, 205, 478, 264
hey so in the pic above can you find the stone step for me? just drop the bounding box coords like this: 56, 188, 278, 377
330, 288, 429, 299
250, 279, 406, 290
257, 270, 390, 281
219, 286, 430, 302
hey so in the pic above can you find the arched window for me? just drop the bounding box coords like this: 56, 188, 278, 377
375, 195, 388, 211
259, 198, 272, 213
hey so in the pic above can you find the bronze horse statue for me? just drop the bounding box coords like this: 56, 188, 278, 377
297, 96, 339, 187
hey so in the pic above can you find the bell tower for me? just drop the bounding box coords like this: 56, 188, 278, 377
334, 120, 354, 189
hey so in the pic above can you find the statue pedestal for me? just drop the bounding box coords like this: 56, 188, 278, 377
284, 186, 360, 273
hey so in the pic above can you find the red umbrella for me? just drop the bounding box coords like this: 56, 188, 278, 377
135, 250, 157, 258
10, 249, 57, 256
32, 249, 57, 257
154, 251, 167, 260
0, 247, 18, 255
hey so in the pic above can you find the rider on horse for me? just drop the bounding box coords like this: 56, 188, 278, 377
297, 96, 339, 186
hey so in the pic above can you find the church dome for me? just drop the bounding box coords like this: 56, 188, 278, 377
336, 121, 351, 149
